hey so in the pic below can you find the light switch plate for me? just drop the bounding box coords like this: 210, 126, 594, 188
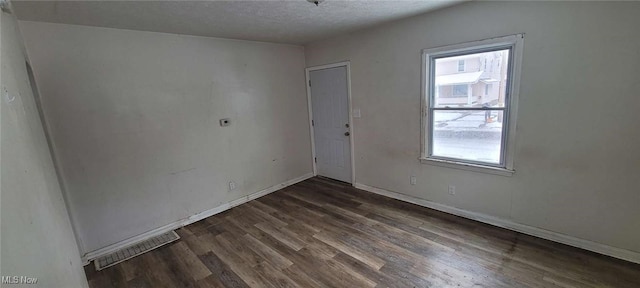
353, 108, 361, 118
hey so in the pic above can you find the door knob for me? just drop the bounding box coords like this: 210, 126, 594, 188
344, 132, 350, 136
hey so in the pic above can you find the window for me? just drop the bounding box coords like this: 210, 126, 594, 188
452, 85, 468, 97
457, 60, 465, 72
421, 35, 523, 175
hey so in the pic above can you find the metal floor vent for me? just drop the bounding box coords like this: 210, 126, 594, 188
94, 231, 180, 271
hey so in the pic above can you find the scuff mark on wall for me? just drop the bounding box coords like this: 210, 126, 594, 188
169, 167, 196, 175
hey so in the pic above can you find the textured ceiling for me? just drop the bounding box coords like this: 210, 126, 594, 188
12, 0, 465, 44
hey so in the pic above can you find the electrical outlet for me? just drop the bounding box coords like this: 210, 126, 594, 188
410, 176, 417, 185
448, 185, 456, 195
229, 181, 237, 191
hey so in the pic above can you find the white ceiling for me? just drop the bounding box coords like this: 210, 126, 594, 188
12, 0, 465, 45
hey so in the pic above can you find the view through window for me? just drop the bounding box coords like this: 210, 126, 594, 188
429, 48, 511, 165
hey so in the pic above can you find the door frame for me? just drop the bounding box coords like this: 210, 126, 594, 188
305, 61, 355, 185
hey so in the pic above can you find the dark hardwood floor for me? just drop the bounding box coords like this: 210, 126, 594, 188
85, 177, 640, 288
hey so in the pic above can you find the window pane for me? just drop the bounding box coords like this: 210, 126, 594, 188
433, 49, 509, 108
451, 85, 468, 97
432, 110, 504, 164
457, 60, 465, 72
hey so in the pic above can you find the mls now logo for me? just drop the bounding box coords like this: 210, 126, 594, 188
1, 276, 38, 285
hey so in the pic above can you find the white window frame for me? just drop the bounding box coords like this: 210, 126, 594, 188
420, 34, 524, 176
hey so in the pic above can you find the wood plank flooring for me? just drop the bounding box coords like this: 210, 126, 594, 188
85, 177, 640, 288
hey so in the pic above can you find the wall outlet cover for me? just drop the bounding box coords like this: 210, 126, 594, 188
352, 108, 361, 118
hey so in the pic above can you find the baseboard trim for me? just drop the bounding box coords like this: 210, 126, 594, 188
82, 173, 314, 264
354, 183, 640, 264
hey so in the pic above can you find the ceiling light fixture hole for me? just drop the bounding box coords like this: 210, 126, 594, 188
307, 0, 324, 7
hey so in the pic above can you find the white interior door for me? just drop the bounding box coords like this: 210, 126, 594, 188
309, 66, 352, 183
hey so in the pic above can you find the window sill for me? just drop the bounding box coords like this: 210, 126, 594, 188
419, 157, 514, 177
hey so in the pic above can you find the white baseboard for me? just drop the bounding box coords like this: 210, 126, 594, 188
354, 183, 640, 264
82, 173, 314, 264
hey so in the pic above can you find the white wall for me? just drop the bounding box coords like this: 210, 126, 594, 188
305, 1, 640, 258
19, 21, 312, 254
1, 11, 88, 287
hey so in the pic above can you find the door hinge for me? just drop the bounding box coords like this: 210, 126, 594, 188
314, 157, 317, 163
311, 120, 314, 126
308, 80, 311, 87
